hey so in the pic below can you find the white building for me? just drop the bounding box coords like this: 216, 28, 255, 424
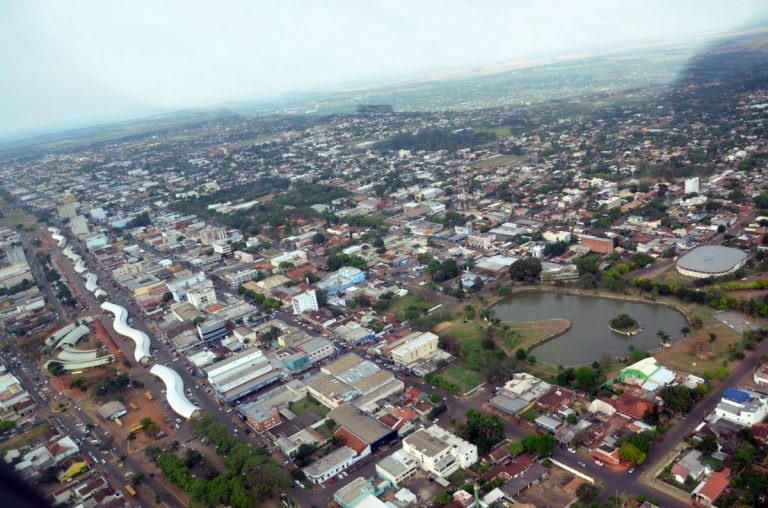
376, 449, 419, 486
187, 286, 217, 310
302, 446, 359, 484
291, 289, 319, 315
388, 332, 439, 367
714, 388, 768, 427
685, 177, 700, 194
167, 272, 208, 302
270, 250, 307, 268
402, 425, 477, 478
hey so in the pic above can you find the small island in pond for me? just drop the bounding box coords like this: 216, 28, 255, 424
608, 313, 641, 335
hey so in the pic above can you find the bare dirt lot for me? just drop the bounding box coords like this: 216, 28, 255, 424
515, 465, 586, 507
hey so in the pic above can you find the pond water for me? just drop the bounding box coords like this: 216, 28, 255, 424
491, 291, 688, 366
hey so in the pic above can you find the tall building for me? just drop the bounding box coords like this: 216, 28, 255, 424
291, 289, 319, 315
684, 177, 700, 194
57, 202, 77, 219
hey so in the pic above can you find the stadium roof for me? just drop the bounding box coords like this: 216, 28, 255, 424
677, 245, 747, 274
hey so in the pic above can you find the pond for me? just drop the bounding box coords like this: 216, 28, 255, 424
491, 290, 688, 366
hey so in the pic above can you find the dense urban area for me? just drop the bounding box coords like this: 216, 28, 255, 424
1, 27, 768, 508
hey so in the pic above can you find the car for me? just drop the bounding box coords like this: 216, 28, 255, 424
577, 461, 587, 468
628, 467, 636, 474
567, 446, 576, 453
594, 460, 603, 466
101, 459, 106, 464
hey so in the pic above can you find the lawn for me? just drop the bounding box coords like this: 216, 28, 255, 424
437, 320, 485, 341
436, 364, 484, 394
390, 294, 438, 322
289, 397, 329, 418
475, 126, 513, 138
500, 319, 571, 353
447, 468, 470, 487
522, 406, 542, 422
0, 423, 51, 454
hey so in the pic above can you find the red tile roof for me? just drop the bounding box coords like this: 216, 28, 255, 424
334, 427, 367, 454
696, 468, 731, 502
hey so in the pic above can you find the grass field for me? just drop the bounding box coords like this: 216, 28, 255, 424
0, 196, 39, 231
436, 364, 484, 394
469, 154, 522, 169
0, 423, 51, 454
501, 319, 571, 353
289, 397, 329, 418
390, 294, 438, 322
438, 320, 485, 341
476, 126, 513, 138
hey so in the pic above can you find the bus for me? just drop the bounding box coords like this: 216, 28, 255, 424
144, 391, 154, 401
124, 485, 137, 497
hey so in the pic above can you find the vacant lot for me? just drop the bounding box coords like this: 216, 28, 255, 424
435, 364, 484, 394
0, 423, 51, 454
0, 196, 38, 231
390, 294, 438, 322
515, 464, 587, 508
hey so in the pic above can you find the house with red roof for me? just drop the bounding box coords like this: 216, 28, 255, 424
692, 467, 731, 506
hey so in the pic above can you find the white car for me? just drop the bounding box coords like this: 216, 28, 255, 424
567, 446, 576, 453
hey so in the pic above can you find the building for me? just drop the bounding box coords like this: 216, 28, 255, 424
295, 336, 335, 364
291, 289, 319, 315
167, 271, 208, 301
685, 177, 700, 194
197, 319, 227, 342
270, 250, 308, 268
691, 467, 731, 506
187, 286, 217, 310
330, 404, 399, 454
402, 425, 477, 478
376, 450, 418, 486
387, 332, 439, 367
302, 446, 359, 484
70, 215, 90, 236
754, 363, 768, 388
714, 388, 768, 427
221, 268, 261, 287
317, 266, 367, 296
615, 357, 676, 391
676, 245, 748, 279
334, 477, 376, 508
579, 234, 613, 254
95, 401, 127, 420
313, 353, 404, 411
205, 348, 283, 403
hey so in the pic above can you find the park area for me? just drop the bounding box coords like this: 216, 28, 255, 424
0, 422, 51, 454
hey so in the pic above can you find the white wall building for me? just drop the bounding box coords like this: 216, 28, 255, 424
187, 286, 217, 310
715, 388, 768, 427
291, 289, 319, 315
402, 425, 477, 478
685, 177, 700, 194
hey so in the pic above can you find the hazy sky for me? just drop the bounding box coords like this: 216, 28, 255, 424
1, 0, 766, 139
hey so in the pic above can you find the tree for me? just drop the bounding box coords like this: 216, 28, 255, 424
610, 314, 639, 331
455, 409, 505, 454
521, 433, 557, 457
697, 435, 718, 456
70, 376, 87, 391
619, 442, 646, 464
515, 348, 527, 360
0, 420, 16, 432
656, 329, 670, 344
311, 232, 327, 245
434, 491, 453, 505
577, 273, 598, 289
193, 315, 204, 324
577, 483, 600, 503
47, 361, 64, 376
509, 257, 542, 282
661, 385, 694, 413
162, 291, 174, 303
574, 366, 600, 392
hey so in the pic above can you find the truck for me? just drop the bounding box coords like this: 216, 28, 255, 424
128, 402, 139, 410
144, 391, 154, 401
124, 484, 137, 497
114, 417, 124, 428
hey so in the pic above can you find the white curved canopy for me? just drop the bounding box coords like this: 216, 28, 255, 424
48, 228, 67, 248
100, 301, 152, 363
150, 364, 200, 419
74, 259, 87, 274
85, 272, 98, 292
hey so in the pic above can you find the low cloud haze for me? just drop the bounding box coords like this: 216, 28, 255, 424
1, 0, 766, 138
